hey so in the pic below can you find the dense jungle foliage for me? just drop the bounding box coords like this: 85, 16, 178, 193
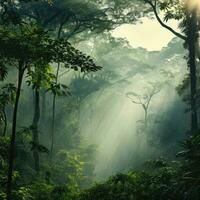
1, 0, 200, 199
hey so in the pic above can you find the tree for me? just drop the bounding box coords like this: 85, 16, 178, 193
18, 0, 147, 33
0, 25, 46, 200
27, 65, 55, 172
0, 23, 101, 200
11, 0, 112, 157
126, 83, 161, 129
142, 0, 199, 133
0, 84, 16, 136
14, 0, 147, 157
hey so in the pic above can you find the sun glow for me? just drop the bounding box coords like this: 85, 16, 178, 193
186, 0, 200, 10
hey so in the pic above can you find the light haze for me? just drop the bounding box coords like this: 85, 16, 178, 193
112, 17, 180, 51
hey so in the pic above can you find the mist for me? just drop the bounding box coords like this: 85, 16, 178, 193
76, 37, 190, 179
1, 1, 198, 199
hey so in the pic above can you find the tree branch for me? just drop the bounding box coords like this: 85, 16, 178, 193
145, 0, 186, 40
126, 94, 141, 104
126, 94, 144, 105
146, 88, 160, 109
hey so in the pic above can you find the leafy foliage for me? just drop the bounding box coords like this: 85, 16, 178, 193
77, 132, 200, 200
0, 1, 199, 200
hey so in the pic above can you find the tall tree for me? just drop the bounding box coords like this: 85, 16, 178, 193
143, 0, 199, 133
16, 0, 145, 157
0, 23, 101, 200
27, 65, 55, 172
126, 83, 161, 129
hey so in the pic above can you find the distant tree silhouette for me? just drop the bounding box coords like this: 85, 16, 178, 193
126, 83, 161, 129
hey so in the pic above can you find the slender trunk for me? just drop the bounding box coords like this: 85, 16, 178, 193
50, 94, 56, 158
0, 113, 3, 136
6, 61, 25, 200
50, 62, 60, 158
32, 88, 40, 173
144, 108, 148, 128
41, 89, 46, 122
50, 23, 63, 158
2, 108, 7, 136
189, 43, 198, 133
77, 97, 82, 133
187, 9, 198, 133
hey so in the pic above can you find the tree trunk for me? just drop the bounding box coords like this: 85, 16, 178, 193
187, 9, 198, 133
32, 88, 40, 173
41, 89, 46, 122
144, 108, 148, 128
50, 23, 63, 159
189, 42, 198, 133
2, 108, 7, 136
6, 61, 25, 200
50, 62, 60, 158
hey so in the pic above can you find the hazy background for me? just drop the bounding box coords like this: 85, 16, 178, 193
72, 17, 190, 179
